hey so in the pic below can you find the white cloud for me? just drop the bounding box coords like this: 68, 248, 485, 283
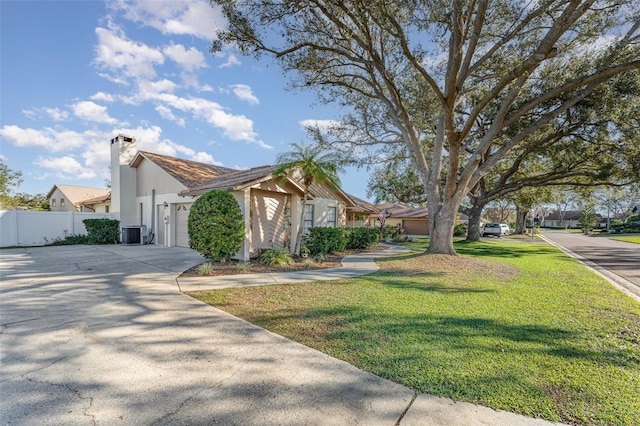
155, 105, 185, 126
22, 109, 38, 120
0, 126, 51, 149
107, 0, 226, 40
147, 93, 271, 148
94, 25, 164, 82
90, 92, 115, 102
135, 79, 178, 102
231, 84, 259, 105
299, 119, 340, 132
45, 108, 69, 121
34, 155, 97, 180
0, 126, 86, 152
219, 54, 241, 68
72, 101, 117, 124
163, 43, 206, 72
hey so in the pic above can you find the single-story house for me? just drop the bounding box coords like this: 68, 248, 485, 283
46, 184, 110, 212
540, 210, 605, 228
345, 194, 379, 228
78, 192, 111, 213
110, 134, 356, 260
371, 202, 430, 235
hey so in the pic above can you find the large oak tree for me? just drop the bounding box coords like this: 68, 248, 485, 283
212, 0, 640, 254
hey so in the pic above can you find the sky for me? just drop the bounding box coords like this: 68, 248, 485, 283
0, 0, 370, 200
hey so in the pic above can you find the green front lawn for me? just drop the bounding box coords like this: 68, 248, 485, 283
188, 239, 640, 425
610, 236, 640, 244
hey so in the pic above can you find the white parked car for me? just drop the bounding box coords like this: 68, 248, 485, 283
482, 223, 510, 237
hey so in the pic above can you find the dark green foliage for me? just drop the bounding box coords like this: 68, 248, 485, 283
259, 248, 294, 266
188, 190, 244, 261
304, 227, 346, 256
344, 227, 380, 250
83, 218, 120, 244
453, 223, 467, 237
47, 234, 89, 246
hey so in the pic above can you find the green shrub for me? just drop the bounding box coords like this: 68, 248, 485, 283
344, 227, 380, 250
83, 218, 120, 244
305, 227, 347, 256
46, 233, 89, 246
259, 248, 294, 266
188, 190, 245, 261
453, 223, 467, 237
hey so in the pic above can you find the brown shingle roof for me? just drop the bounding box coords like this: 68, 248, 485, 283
377, 203, 429, 219
132, 151, 235, 189
347, 194, 379, 214
184, 165, 282, 195
46, 184, 110, 205
78, 192, 111, 205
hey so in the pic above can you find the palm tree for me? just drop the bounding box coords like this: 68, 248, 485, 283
274, 143, 344, 255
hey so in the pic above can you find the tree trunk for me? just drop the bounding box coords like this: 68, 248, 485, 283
466, 202, 486, 241
427, 204, 458, 255
295, 191, 309, 255
515, 205, 527, 234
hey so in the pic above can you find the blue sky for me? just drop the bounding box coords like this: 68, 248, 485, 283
0, 0, 369, 199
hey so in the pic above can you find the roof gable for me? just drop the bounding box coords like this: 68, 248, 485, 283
131, 151, 235, 190
46, 185, 110, 205
183, 165, 306, 196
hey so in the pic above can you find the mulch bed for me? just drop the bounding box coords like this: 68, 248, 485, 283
180, 245, 389, 277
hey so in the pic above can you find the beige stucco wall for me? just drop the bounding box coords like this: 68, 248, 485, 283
136, 159, 188, 196
48, 188, 77, 212
80, 203, 110, 213
308, 198, 344, 227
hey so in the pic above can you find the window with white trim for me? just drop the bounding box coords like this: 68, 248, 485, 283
303, 204, 314, 235
327, 206, 337, 227
60, 198, 65, 207
51, 199, 56, 207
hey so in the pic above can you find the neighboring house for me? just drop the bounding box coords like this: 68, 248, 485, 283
78, 192, 111, 213
541, 210, 605, 228
345, 194, 379, 228
46, 184, 110, 212
371, 202, 430, 235
110, 134, 355, 260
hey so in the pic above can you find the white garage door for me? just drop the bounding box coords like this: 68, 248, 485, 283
175, 203, 192, 247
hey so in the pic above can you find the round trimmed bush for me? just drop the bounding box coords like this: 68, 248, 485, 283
188, 190, 245, 261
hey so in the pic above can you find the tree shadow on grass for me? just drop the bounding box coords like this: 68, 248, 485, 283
454, 240, 557, 258
371, 275, 496, 294
281, 306, 638, 370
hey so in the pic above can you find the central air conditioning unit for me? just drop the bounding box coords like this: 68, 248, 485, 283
121, 225, 147, 245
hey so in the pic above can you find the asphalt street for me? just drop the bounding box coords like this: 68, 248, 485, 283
540, 230, 640, 300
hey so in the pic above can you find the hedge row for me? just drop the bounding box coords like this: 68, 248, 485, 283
83, 218, 120, 244
304, 227, 380, 256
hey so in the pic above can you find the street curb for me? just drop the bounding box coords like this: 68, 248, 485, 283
539, 234, 640, 302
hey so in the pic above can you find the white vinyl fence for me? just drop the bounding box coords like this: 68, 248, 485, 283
0, 210, 113, 247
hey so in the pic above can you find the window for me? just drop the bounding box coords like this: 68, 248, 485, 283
60, 198, 65, 207
327, 206, 337, 227
303, 204, 314, 235
51, 199, 56, 207
105, 205, 110, 213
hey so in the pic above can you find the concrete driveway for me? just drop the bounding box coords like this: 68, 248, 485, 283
1, 244, 415, 425
1, 244, 561, 425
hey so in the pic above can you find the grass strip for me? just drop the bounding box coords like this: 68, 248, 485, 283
610, 236, 640, 244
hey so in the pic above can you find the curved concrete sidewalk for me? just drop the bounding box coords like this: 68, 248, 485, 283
177, 243, 411, 292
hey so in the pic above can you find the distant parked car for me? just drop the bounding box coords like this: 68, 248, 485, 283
482, 223, 510, 237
